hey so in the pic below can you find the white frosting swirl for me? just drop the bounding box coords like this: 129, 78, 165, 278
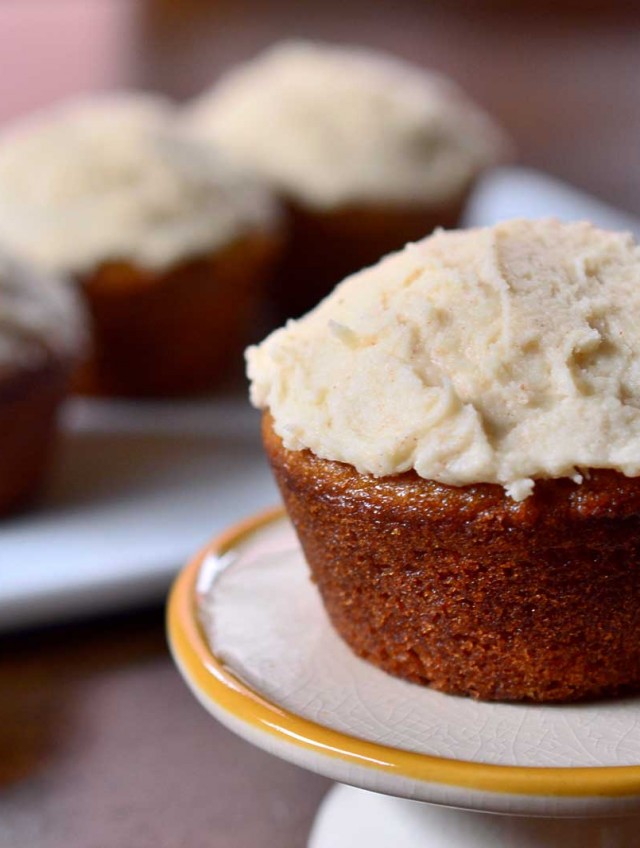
185, 41, 510, 210
0, 93, 280, 275
248, 219, 640, 500
0, 253, 86, 368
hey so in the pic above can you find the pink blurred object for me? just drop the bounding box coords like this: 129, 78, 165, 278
0, 0, 135, 124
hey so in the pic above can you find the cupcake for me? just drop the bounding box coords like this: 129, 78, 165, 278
185, 41, 510, 319
0, 94, 282, 397
248, 219, 640, 703
0, 254, 85, 515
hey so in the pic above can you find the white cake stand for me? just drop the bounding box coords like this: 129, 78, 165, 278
168, 509, 640, 847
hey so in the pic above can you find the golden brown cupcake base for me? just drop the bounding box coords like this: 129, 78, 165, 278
0, 359, 71, 516
75, 232, 280, 398
263, 413, 640, 703
271, 195, 465, 320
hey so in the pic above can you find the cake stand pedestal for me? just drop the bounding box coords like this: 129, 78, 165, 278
309, 784, 637, 847
168, 509, 640, 847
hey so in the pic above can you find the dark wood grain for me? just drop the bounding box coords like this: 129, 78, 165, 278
3, 2, 640, 846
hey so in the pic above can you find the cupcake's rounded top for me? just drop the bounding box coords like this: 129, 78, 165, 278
185, 41, 510, 211
0, 253, 86, 370
248, 219, 640, 500
0, 93, 280, 276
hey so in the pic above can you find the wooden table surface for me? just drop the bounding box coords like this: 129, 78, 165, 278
2, 3, 640, 847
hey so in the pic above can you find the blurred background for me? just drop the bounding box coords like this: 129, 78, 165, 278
1, 2, 640, 847
2, 0, 640, 212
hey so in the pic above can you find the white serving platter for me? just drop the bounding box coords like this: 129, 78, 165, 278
0, 395, 277, 630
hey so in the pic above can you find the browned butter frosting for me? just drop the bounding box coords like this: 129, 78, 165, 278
248, 219, 640, 500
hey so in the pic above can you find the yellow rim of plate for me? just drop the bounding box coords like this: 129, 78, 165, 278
167, 507, 640, 798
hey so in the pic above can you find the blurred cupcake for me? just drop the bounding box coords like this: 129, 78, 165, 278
249, 220, 640, 702
0, 94, 282, 397
185, 41, 510, 319
0, 254, 85, 515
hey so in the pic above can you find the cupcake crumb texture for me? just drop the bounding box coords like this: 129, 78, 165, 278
248, 219, 640, 499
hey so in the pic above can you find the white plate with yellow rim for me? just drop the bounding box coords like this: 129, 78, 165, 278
168, 510, 640, 847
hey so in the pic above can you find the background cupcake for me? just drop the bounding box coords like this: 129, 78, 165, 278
0, 254, 85, 515
249, 219, 640, 703
0, 94, 282, 397
186, 40, 510, 319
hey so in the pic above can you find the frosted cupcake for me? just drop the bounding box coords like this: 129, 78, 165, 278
0, 94, 282, 396
186, 41, 509, 318
0, 254, 85, 514
249, 219, 640, 702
